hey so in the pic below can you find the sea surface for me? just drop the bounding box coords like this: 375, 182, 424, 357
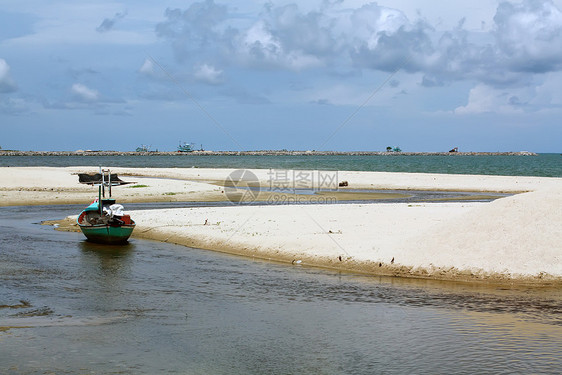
1, 204, 561, 374
1, 153, 561, 177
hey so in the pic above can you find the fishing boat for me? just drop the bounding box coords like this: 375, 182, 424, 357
76, 168, 136, 244
177, 141, 195, 152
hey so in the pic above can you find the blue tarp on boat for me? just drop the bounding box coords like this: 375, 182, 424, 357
84, 201, 99, 211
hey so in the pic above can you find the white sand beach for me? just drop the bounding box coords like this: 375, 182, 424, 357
1, 166, 561, 283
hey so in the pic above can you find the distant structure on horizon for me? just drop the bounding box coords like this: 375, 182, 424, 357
385, 146, 402, 152
177, 142, 203, 152
136, 144, 152, 152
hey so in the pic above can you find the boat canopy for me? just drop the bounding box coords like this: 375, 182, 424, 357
78, 173, 134, 186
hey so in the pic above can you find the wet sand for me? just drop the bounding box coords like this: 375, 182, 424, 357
2, 166, 561, 284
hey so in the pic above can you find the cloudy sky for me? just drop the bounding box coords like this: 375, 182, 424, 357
1, 0, 562, 152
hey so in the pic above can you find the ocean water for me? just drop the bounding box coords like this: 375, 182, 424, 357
1, 204, 561, 374
1, 153, 561, 177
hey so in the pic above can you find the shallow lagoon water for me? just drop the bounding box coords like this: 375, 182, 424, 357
1, 204, 561, 374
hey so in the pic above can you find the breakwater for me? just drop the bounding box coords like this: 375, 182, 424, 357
0, 150, 538, 156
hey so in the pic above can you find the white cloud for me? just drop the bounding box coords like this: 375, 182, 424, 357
139, 58, 155, 75
71, 83, 99, 102
350, 3, 410, 48
145, 0, 562, 118
154, 3, 229, 62
454, 84, 528, 115
529, 71, 562, 108
239, 20, 283, 63
233, 19, 324, 70
494, 0, 562, 72
347, 0, 562, 87
0, 58, 17, 93
193, 64, 223, 84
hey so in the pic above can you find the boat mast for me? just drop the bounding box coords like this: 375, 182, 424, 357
98, 166, 102, 215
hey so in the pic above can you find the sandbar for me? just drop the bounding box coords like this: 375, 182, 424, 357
1, 166, 561, 284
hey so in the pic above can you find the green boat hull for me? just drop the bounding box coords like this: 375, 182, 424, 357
78, 224, 135, 244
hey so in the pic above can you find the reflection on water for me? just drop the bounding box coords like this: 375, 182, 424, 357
78, 242, 134, 284
1, 205, 561, 374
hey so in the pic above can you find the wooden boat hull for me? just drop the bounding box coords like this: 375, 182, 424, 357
77, 169, 136, 244
78, 223, 135, 244
77, 210, 135, 244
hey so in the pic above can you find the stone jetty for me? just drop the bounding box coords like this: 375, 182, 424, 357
0, 150, 538, 156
